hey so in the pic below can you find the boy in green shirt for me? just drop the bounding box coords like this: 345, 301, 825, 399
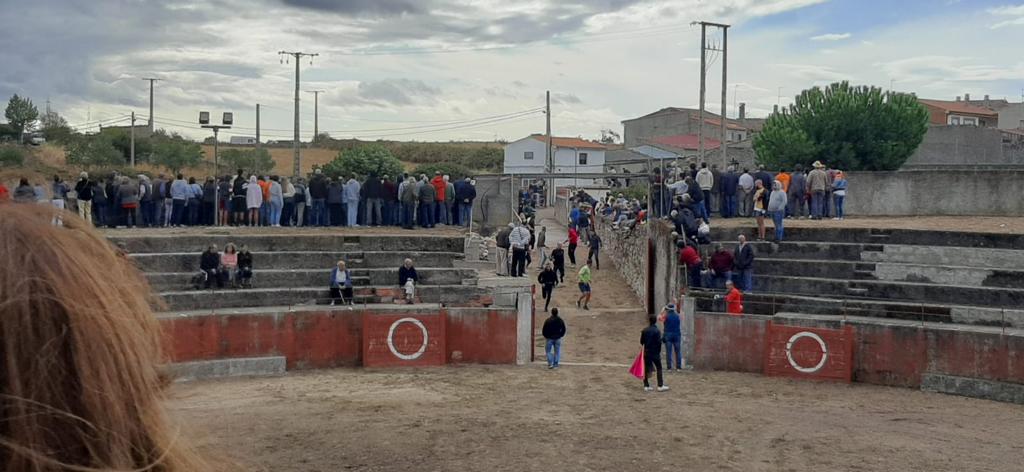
576, 263, 592, 310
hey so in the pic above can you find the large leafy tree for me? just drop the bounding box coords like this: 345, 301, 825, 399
220, 148, 276, 175
40, 111, 75, 143
4, 94, 39, 143
321, 144, 403, 179
65, 134, 123, 170
149, 133, 203, 173
754, 81, 929, 171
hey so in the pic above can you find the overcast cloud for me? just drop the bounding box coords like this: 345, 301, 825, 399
2, 0, 1022, 142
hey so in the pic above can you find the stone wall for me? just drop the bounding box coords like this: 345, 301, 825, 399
595, 217, 679, 313
846, 170, 1024, 216
903, 125, 1024, 168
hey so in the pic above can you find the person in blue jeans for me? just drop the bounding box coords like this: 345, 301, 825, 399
767, 180, 787, 242
542, 308, 566, 369
732, 234, 756, 293
832, 171, 847, 220
661, 303, 682, 371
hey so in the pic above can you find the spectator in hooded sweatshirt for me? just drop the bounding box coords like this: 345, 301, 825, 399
430, 171, 447, 225
344, 175, 362, 227
542, 308, 566, 369
661, 303, 682, 371
202, 177, 217, 226
245, 175, 262, 227
640, 315, 668, 392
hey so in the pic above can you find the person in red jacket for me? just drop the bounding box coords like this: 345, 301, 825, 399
720, 280, 744, 315
708, 244, 734, 289
678, 242, 702, 288
566, 227, 579, 266
0, 181, 9, 202
430, 171, 447, 225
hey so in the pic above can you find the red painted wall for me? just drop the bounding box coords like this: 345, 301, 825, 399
160, 306, 519, 370
692, 312, 1024, 388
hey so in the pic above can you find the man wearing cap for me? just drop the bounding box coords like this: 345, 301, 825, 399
661, 303, 682, 371
807, 161, 829, 220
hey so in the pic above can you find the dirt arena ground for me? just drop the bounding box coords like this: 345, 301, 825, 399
168, 255, 1024, 471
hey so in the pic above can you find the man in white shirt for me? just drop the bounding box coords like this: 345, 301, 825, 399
738, 168, 755, 217
508, 221, 531, 277
696, 163, 714, 220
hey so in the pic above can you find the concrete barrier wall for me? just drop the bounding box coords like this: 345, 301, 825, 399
689, 312, 1024, 389
846, 170, 1024, 216
595, 218, 679, 313
160, 305, 520, 370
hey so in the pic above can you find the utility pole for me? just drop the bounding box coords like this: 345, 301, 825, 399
545, 90, 552, 206
306, 90, 325, 142
697, 22, 706, 168
142, 78, 159, 133
130, 112, 136, 167
692, 21, 730, 168
255, 103, 261, 151
201, 111, 233, 226
279, 51, 319, 177
720, 25, 729, 168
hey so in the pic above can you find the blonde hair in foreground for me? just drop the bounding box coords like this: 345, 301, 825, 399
0, 204, 210, 471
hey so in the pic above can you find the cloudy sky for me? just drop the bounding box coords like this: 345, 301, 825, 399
2, 0, 1023, 143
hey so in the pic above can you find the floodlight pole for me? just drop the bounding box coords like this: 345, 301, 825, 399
202, 124, 232, 226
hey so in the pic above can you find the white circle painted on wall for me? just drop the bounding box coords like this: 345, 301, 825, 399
785, 331, 828, 374
387, 317, 429, 361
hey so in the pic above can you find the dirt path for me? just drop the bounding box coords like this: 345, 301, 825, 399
168, 208, 1024, 471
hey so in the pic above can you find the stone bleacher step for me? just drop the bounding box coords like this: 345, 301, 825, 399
845, 287, 871, 296
853, 270, 877, 280
862, 244, 884, 252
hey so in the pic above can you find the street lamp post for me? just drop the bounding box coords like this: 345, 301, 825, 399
200, 111, 233, 226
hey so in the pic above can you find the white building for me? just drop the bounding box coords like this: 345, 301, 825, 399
503, 134, 607, 189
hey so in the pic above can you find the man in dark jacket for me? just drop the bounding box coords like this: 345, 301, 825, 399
454, 177, 477, 227
199, 245, 222, 289
363, 173, 384, 226
308, 170, 329, 226
382, 175, 398, 226
400, 176, 417, 229
662, 304, 682, 370
719, 166, 739, 218
542, 308, 566, 369
327, 178, 344, 227
732, 235, 755, 292
788, 165, 807, 219
495, 223, 512, 276
417, 180, 436, 228
399, 258, 419, 304
74, 172, 94, 224
640, 315, 667, 392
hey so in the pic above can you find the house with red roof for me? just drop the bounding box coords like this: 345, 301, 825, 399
918, 98, 998, 127
503, 134, 607, 188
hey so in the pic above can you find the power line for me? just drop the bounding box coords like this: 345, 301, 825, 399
279, 50, 319, 177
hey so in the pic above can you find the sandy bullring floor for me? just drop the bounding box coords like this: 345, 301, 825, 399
168, 255, 1024, 471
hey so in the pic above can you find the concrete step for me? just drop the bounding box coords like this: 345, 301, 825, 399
710, 226, 1024, 249
853, 270, 877, 280
131, 250, 463, 273
169, 356, 286, 382
748, 241, 865, 261
757, 257, 1024, 290
158, 284, 493, 311
109, 233, 465, 254
861, 245, 1024, 271
146, 267, 478, 292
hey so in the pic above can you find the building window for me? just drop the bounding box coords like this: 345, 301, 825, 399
950, 116, 961, 125
578, 152, 588, 165
524, 151, 534, 160
964, 117, 977, 126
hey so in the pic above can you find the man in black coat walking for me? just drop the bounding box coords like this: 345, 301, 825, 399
542, 308, 566, 369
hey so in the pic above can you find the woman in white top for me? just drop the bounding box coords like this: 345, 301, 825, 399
245, 175, 263, 227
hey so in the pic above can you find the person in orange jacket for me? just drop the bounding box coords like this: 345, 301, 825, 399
430, 171, 447, 225
717, 279, 744, 315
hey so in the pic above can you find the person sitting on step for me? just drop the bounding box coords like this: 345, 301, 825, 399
329, 260, 354, 306
399, 258, 418, 304
236, 244, 254, 288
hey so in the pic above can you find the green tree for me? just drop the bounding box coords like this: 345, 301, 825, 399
0, 144, 25, 167
150, 135, 203, 173
40, 111, 75, 143
65, 134, 123, 170
220, 148, 276, 175
4, 94, 39, 143
100, 128, 154, 164
321, 144, 403, 179
753, 81, 929, 171
412, 162, 471, 180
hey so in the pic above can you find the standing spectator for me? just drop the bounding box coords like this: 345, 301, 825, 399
685, 176, 705, 222
832, 170, 848, 220
103, 177, 118, 227
568, 203, 580, 231
455, 177, 476, 227
640, 315, 668, 392
738, 168, 754, 217
807, 161, 828, 220
768, 180, 787, 242
344, 174, 361, 227
587, 232, 601, 270
218, 175, 231, 226
186, 177, 203, 226
508, 221, 531, 277
151, 173, 166, 226
417, 177, 435, 228
363, 172, 384, 226
237, 245, 254, 288
329, 260, 354, 305
74, 172, 94, 224
566, 226, 579, 266
327, 178, 343, 226
400, 176, 418, 229
430, 171, 446, 225
720, 280, 744, 315
136, 175, 153, 227
399, 258, 418, 304
33, 181, 47, 204
551, 242, 566, 283
719, 166, 738, 218
117, 177, 140, 228
753, 180, 767, 240
220, 243, 239, 288
710, 164, 722, 214
443, 175, 455, 226
662, 304, 682, 371
535, 226, 548, 268
268, 176, 283, 227
281, 177, 295, 226
13, 178, 34, 203
293, 177, 307, 226
245, 175, 262, 227
825, 166, 837, 218
678, 241, 702, 288
494, 223, 512, 276
51, 174, 68, 213
309, 169, 328, 226
576, 205, 591, 243
696, 162, 713, 219
788, 165, 807, 219
775, 169, 791, 195
753, 165, 773, 198
199, 245, 221, 289
542, 308, 566, 369
202, 177, 217, 226
91, 179, 108, 226
538, 261, 558, 312
708, 244, 734, 289
231, 172, 247, 226
576, 262, 592, 311
257, 176, 271, 226
382, 175, 397, 226
733, 235, 755, 292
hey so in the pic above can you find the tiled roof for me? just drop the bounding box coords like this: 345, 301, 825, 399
918, 99, 998, 117
530, 135, 606, 149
